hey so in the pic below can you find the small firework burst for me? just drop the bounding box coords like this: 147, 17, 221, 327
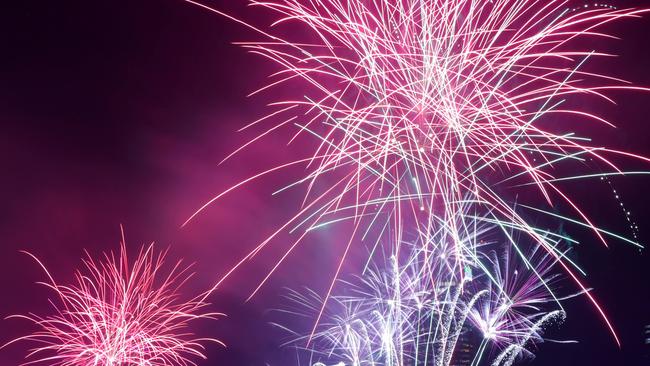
5, 232, 224, 366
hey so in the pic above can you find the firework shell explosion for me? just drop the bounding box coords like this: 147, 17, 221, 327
3, 232, 224, 366
181, 0, 649, 350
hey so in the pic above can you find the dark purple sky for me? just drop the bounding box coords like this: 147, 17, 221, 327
1, 1, 650, 365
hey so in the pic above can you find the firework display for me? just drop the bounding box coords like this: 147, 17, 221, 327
4, 233, 224, 365
3, 0, 649, 365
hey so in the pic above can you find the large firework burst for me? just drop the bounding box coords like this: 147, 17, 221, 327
184, 0, 648, 344
4, 233, 224, 366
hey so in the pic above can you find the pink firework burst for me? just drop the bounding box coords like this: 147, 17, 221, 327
5, 232, 224, 366
184, 0, 650, 248
183, 0, 649, 344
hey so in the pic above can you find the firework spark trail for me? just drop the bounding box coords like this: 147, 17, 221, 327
3, 230, 224, 366
183, 0, 649, 346
489, 310, 566, 366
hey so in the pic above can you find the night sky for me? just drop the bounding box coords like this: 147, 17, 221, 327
1, 0, 650, 365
